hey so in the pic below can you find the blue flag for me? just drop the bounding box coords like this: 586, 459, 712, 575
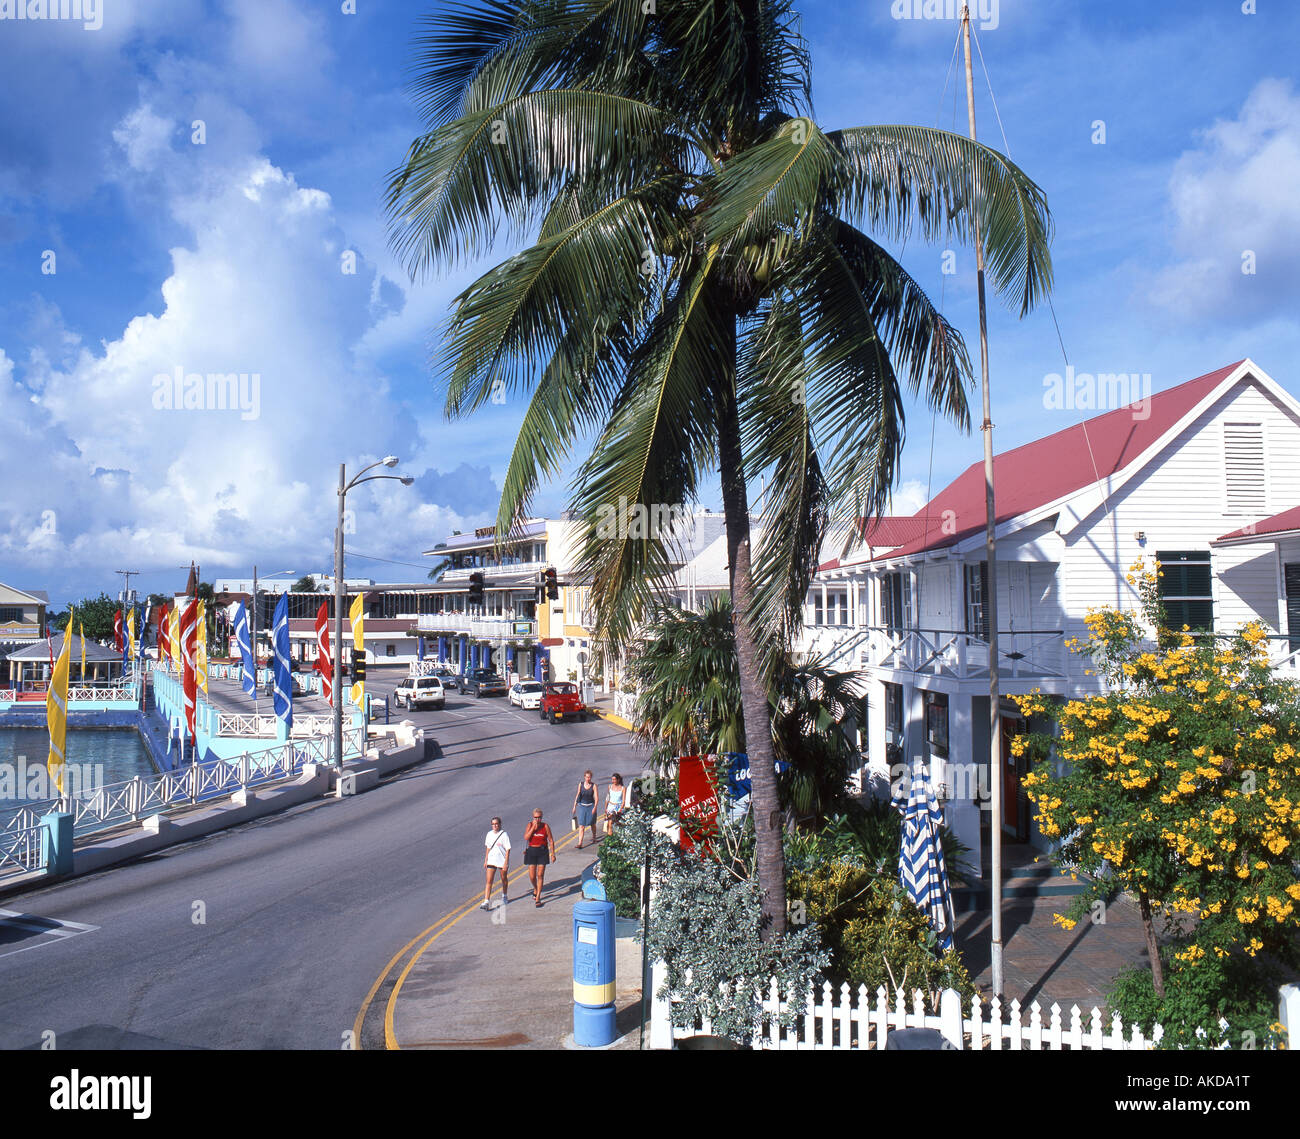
417, 635, 425, 662
234, 602, 256, 699
271, 592, 292, 729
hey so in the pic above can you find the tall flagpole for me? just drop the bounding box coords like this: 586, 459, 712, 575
963, 3, 1004, 999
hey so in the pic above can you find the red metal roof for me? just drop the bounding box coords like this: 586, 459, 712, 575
875, 361, 1247, 561
1217, 504, 1300, 543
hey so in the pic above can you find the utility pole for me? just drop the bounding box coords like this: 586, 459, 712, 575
963, 2, 1005, 999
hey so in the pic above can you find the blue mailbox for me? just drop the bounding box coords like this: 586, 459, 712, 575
572, 899, 617, 1046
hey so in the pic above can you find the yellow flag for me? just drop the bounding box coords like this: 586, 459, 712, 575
127, 608, 137, 662
349, 594, 364, 706
170, 607, 182, 672
79, 621, 86, 684
47, 608, 73, 796
196, 600, 208, 695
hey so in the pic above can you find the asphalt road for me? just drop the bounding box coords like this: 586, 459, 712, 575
0, 667, 639, 1050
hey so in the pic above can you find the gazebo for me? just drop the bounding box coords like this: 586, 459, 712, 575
5, 634, 126, 691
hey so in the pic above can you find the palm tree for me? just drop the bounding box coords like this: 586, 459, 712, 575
629, 594, 864, 825
386, 0, 1052, 937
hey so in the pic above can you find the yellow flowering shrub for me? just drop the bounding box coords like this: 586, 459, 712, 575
1013, 559, 1300, 1048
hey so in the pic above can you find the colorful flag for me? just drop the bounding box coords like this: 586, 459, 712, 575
79, 621, 87, 685
157, 602, 170, 665
272, 593, 293, 730
180, 600, 198, 741
170, 607, 182, 673
315, 602, 332, 705
127, 607, 137, 663
233, 602, 256, 699
349, 594, 364, 706
46, 608, 73, 797
113, 608, 123, 653
195, 600, 208, 696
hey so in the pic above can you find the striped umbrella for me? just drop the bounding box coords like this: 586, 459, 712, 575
895, 757, 955, 952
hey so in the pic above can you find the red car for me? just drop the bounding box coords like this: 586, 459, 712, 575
540, 681, 588, 724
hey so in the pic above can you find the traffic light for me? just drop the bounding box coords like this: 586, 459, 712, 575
351, 651, 366, 683
468, 571, 485, 604
544, 567, 558, 601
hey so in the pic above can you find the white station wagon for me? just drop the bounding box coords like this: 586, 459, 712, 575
393, 675, 445, 711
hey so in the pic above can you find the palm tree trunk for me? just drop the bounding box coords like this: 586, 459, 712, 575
714, 335, 788, 941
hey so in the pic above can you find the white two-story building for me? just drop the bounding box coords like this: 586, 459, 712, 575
800, 359, 1300, 874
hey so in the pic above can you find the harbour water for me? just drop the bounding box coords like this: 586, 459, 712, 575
0, 727, 157, 827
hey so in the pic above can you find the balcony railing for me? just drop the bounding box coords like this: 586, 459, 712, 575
863, 626, 1069, 681
416, 614, 537, 640
439, 559, 547, 582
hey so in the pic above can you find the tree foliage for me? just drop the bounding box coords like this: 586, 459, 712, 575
626, 594, 864, 823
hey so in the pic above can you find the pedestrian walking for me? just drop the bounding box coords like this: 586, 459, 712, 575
603, 773, 626, 835
482, 817, 510, 909
523, 808, 556, 906
572, 770, 598, 849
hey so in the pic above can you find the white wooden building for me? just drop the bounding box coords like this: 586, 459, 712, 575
797, 359, 1300, 874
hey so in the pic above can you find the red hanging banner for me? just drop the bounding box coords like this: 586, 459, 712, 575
678, 756, 721, 856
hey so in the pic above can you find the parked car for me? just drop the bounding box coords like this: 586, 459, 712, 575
462, 669, 508, 698
540, 681, 588, 723
508, 680, 545, 710
431, 668, 460, 692
393, 675, 446, 710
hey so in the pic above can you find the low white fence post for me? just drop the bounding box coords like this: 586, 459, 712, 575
1281, 983, 1300, 1052
939, 987, 964, 1049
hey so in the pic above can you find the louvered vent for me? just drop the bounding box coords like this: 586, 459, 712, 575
1224, 422, 1265, 513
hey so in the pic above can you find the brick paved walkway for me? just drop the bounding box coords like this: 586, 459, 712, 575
956, 895, 1152, 1012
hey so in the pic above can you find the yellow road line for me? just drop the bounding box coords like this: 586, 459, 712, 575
380, 824, 587, 1050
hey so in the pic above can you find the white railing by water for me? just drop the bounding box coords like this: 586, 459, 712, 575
662, 982, 1268, 1050
0, 820, 42, 875
0, 727, 364, 860
67, 686, 136, 702
0, 690, 15, 703
213, 712, 336, 738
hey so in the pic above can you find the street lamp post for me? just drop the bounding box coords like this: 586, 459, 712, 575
333, 456, 414, 769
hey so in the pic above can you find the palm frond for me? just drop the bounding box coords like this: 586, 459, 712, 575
827, 124, 1053, 316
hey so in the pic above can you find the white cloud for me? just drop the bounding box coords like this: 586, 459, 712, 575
1, 103, 487, 594
1149, 78, 1300, 318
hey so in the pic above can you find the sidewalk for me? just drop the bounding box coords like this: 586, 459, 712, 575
957, 894, 1152, 1011
388, 837, 645, 1050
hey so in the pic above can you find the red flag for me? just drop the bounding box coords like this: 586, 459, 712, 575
314, 602, 332, 705
113, 609, 124, 652
157, 603, 170, 662
180, 600, 198, 741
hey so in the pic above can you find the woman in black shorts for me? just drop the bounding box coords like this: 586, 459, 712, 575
523, 809, 556, 906
572, 770, 598, 849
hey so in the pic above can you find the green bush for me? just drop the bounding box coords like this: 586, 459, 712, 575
596, 827, 643, 919
1107, 954, 1288, 1050
788, 859, 975, 1006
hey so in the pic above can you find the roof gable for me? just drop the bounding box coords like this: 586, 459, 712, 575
875, 361, 1256, 561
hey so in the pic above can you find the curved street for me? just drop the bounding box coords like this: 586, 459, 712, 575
0, 669, 638, 1050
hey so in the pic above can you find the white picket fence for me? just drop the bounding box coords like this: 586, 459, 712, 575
659, 980, 1298, 1050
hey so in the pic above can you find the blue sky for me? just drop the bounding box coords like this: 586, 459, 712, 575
1, 0, 1297, 608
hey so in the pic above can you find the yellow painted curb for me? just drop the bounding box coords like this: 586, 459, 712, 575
592, 708, 634, 732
